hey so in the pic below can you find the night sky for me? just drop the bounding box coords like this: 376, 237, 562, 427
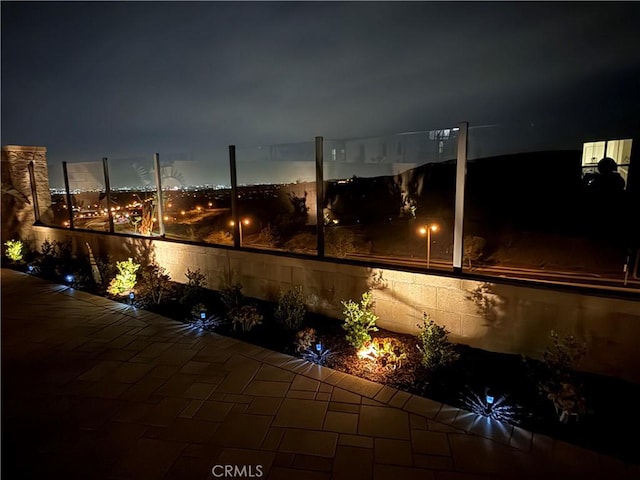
2, 1, 640, 188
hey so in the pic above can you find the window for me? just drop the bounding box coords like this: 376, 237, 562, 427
581, 139, 632, 188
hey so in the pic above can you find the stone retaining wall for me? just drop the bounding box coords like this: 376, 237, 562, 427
1, 146, 51, 243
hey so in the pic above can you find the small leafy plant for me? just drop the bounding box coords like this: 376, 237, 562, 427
230, 304, 263, 332
341, 291, 379, 349
275, 285, 306, 331
4, 239, 24, 262
539, 330, 588, 423
374, 337, 408, 370
416, 313, 459, 371
219, 283, 245, 315
180, 268, 207, 306
218, 282, 262, 332
107, 258, 140, 296
294, 327, 317, 353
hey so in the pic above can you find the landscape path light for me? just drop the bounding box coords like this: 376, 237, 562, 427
418, 224, 439, 269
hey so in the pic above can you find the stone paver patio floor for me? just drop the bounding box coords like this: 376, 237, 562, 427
2, 269, 638, 479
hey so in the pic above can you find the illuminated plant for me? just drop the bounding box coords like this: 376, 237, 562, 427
4, 239, 24, 262
107, 258, 140, 296
357, 337, 407, 370
342, 291, 379, 349
416, 313, 459, 371
275, 285, 306, 331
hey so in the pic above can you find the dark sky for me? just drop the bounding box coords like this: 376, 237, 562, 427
2, 1, 640, 187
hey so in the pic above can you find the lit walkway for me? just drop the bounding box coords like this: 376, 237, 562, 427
1, 268, 637, 480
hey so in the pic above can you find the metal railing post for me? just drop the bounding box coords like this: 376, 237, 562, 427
315, 136, 325, 257
27, 161, 41, 223
453, 122, 468, 273
153, 153, 166, 237
229, 145, 240, 248
102, 157, 115, 233
62, 161, 74, 229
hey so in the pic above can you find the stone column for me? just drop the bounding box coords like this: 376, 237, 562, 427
1, 145, 51, 243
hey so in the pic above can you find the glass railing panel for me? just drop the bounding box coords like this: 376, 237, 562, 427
235, 141, 317, 253
105, 155, 159, 236
64, 161, 109, 232
156, 149, 231, 244
465, 122, 636, 287
323, 128, 458, 269
41, 179, 72, 229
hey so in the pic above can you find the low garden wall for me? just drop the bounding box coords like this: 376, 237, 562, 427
30, 225, 640, 384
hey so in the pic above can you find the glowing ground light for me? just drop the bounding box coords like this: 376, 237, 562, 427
200, 311, 207, 320
357, 343, 378, 361
315, 342, 323, 352
27, 265, 34, 272
65, 274, 74, 283
461, 388, 521, 424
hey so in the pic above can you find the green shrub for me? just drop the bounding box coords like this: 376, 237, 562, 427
274, 285, 306, 331
341, 291, 379, 349
543, 330, 587, 374
463, 235, 486, 268
325, 228, 356, 258
107, 258, 140, 296
4, 239, 24, 262
256, 224, 280, 247
219, 283, 245, 315
416, 313, 459, 371
138, 263, 172, 305
539, 330, 588, 423
34, 239, 69, 279
180, 268, 207, 306
230, 304, 263, 332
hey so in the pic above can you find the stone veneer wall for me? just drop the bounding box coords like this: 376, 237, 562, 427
31, 225, 640, 384
1, 146, 51, 243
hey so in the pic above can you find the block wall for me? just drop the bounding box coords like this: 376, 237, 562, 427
31, 225, 640, 384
